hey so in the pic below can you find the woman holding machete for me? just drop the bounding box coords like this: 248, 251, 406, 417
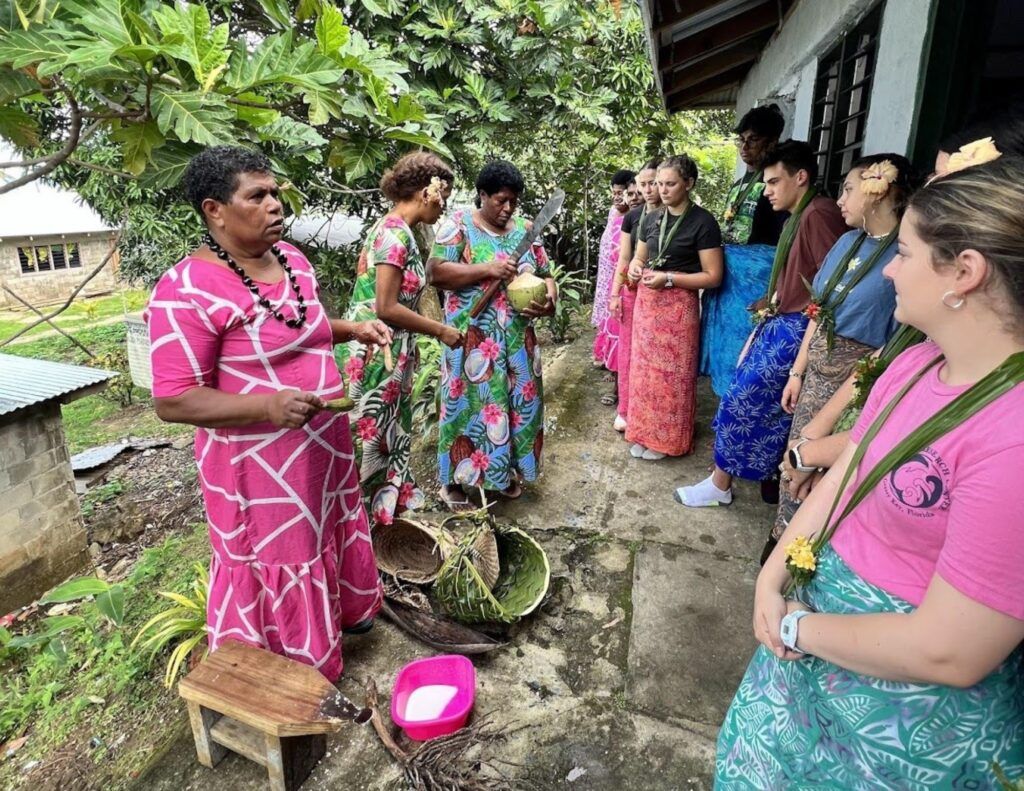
428, 160, 556, 511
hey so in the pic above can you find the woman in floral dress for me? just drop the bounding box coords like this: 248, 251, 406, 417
336, 153, 463, 525
147, 146, 389, 681
428, 160, 556, 509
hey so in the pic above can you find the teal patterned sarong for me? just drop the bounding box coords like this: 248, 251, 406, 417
715, 547, 1024, 789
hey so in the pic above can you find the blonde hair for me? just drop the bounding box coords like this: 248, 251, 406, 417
909, 156, 1024, 321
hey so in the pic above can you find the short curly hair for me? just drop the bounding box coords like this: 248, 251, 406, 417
475, 160, 525, 201
379, 152, 454, 201
183, 145, 274, 220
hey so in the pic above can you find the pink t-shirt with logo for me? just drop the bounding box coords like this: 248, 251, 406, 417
830, 341, 1024, 620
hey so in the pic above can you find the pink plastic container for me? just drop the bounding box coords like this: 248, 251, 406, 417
391, 654, 476, 741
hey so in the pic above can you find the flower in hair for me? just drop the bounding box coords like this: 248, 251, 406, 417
860, 160, 898, 196
946, 136, 1002, 175
426, 176, 448, 204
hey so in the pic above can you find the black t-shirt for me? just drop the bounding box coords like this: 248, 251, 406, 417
641, 204, 722, 273
749, 192, 787, 246
621, 205, 644, 248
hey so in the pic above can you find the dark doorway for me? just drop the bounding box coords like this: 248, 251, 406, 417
910, 0, 1024, 172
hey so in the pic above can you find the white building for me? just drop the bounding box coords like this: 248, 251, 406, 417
643, 0, 1024, 192
0, 167, 119, 309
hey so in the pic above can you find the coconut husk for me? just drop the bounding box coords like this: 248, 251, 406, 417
373, 518, 446, 584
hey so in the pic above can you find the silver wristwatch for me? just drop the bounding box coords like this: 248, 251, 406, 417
665, 272, 675, 288
780, 609, 813, 654
788, 438, 818, 474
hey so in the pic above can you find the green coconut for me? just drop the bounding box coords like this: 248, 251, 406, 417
506, 272, 548, 313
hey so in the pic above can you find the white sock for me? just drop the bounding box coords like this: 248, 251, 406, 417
675, 475, 732, 507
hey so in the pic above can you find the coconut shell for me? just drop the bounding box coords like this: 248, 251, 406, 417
450, 435, 475, 465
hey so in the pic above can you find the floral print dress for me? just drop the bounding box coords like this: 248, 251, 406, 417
431, 209, 550, 492
335, 215, 427, 525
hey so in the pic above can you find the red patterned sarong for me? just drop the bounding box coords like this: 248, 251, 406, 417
625, 284, 700, 456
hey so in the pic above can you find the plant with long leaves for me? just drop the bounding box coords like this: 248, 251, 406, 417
130, 563, 208, 688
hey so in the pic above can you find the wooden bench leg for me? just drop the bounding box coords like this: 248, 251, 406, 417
264, 733, 327, 791
186, 702, 229, 768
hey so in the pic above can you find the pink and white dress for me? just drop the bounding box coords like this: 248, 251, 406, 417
145, 242, 382, 682
592, 206, 625, 369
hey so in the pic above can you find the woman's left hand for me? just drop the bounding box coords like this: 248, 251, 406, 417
640, 271, 668, 290
520, 294, 555, 319
354, 320, 392, 347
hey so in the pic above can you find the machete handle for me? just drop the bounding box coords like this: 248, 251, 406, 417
468, 279, 502, 320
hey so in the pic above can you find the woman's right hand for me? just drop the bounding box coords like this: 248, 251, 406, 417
608, 294, 621, 318
627, 260, 643, 283
752, 582, 791, 659
265, 389, 323, 429
781, 377, 802, 414
487, 260, 518, 282
438, 324, 464, 349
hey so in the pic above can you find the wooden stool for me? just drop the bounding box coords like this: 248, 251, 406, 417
179, 641, 371, 791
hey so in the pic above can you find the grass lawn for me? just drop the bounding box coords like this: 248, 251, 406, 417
0, 525, 209, 790
3, 323, 190, 453
0, 290, 148, 344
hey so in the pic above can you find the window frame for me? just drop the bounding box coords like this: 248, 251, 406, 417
809, 1, 885, 196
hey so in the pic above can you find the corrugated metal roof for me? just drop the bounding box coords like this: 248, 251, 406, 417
0, 353, 115, 418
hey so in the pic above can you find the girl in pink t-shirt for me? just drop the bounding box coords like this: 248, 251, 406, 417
717, 156, 1024, 788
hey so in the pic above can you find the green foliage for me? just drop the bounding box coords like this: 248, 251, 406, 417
542, 260, 588, 343
0, 524, 207, 760
95, 346, 136, 407
130, 563, 208, 688
411, 334, 443, 435
81, 479, 126, 518
0, 0, 736, 293
4, 576, 125, 668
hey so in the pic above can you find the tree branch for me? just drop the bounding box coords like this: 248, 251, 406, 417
0, 85, 82, 196
67, 158, 133, 178
1, 285, 95, 358
0, 231, 122, 348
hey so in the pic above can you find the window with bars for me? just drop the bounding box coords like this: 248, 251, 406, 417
809, 2, 884, 196
18, 242, 84, 273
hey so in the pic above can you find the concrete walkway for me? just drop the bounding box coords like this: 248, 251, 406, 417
138, 330, 775, 790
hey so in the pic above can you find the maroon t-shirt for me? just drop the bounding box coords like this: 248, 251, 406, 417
775, 195, 847, 314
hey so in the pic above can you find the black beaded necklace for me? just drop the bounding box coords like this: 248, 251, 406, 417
205, 234, 307, 328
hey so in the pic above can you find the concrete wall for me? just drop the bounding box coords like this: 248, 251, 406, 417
0, 404, 89, 614
0, 234, 119, 309
735, 0, 936, 155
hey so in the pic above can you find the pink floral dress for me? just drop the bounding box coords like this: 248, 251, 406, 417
592, 206, 625, 368
145, 242, 382, 682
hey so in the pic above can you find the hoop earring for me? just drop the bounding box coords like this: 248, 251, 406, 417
942, 290, 965, 310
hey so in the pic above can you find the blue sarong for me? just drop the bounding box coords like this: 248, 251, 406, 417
711, 311, 805, 480
715, 547, 1024, 790
699, 244, 776, 397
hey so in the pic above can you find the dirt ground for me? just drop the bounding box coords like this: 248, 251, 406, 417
132, 329, 776, 791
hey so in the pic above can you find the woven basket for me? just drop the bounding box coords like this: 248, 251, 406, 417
373, 518, 446, 584
433, 524, 550, 625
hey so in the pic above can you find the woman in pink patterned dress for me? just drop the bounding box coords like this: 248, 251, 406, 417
591, 169, 634, 393
145, 147, 389, 681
